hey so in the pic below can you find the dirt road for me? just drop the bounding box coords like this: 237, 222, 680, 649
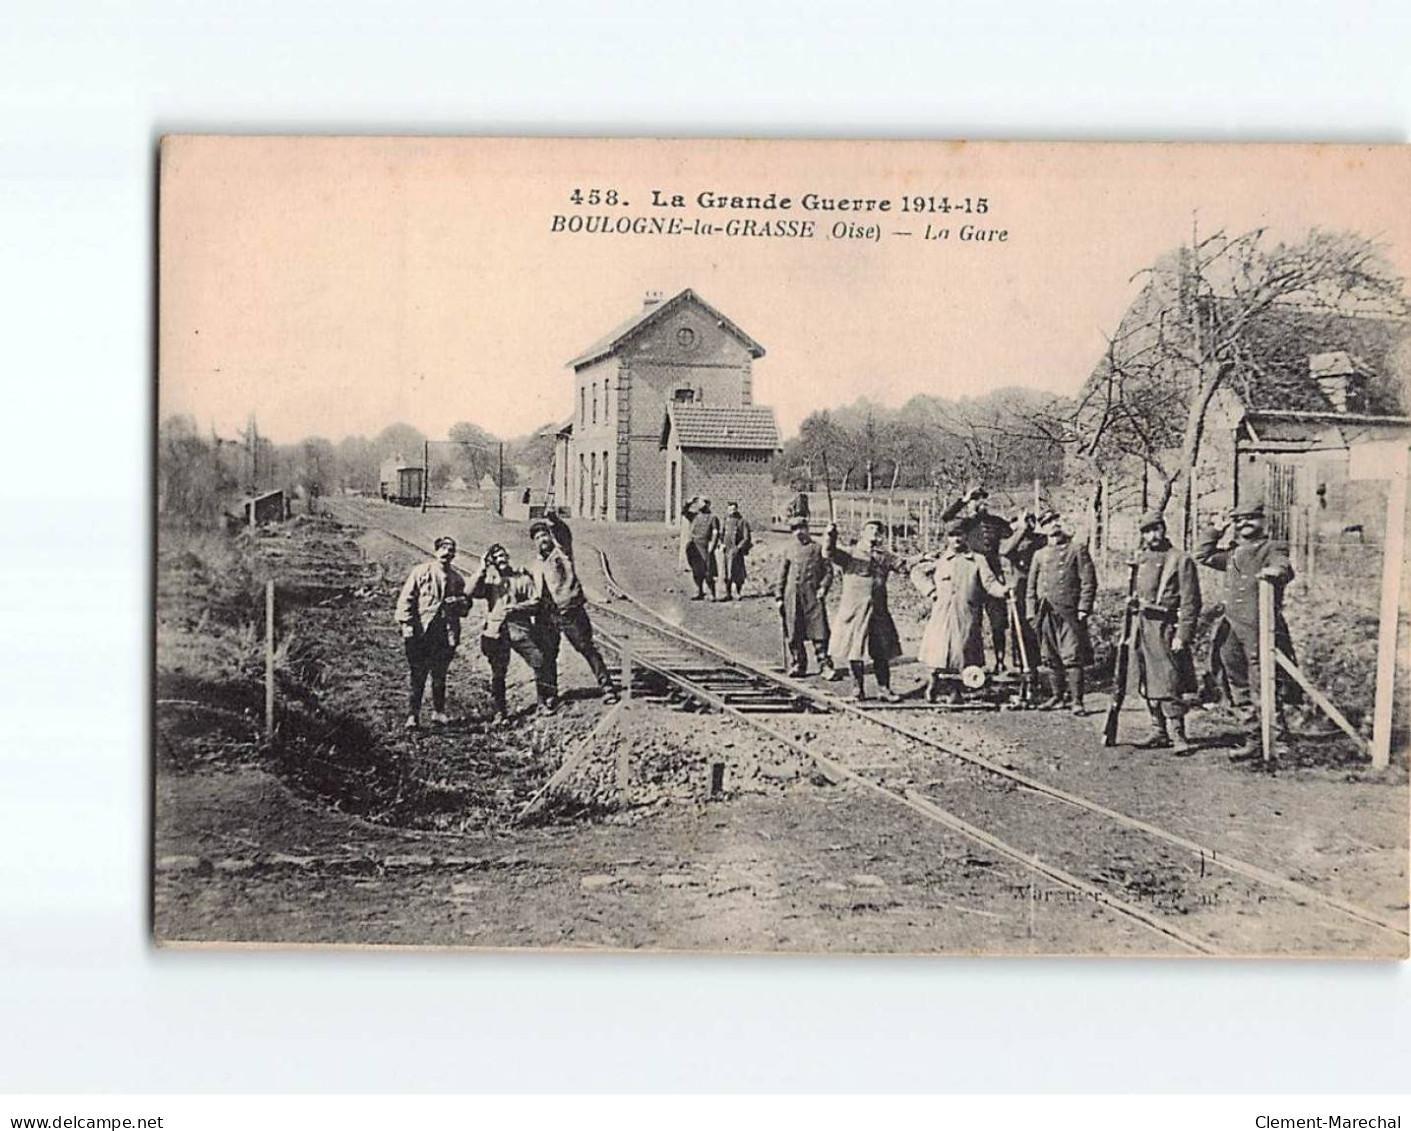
153, 502, 1408, 955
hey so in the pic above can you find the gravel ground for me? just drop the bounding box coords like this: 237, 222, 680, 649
153, 501, 1408, 956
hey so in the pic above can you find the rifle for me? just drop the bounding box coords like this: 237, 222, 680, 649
1102, 562, 1140, 747
818, 448, 836, 524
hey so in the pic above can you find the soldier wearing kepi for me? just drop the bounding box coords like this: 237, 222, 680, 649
776, 514, 834, 678
941, 486, 1015, 671
1026, 514, 1098, 714
718, 501, 753, 601
1196, 501, 1298, 760
395, 536, 470, 730
528, 512, 619, 705
824, 519, 908, 702
1128, 511, 1202, 754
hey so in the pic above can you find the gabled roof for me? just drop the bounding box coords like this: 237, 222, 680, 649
1215, 301, 1408, 415
661, 404, 782, 451
567, 288, 766, 370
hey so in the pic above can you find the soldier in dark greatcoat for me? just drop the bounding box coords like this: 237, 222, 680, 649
1127, 511, 1201, 754
824, 519, 909, 702
941, 487, 1015, 670
1195, 502, 1299, 760
1026, 515, 1098, 714
776, 514, 834, 678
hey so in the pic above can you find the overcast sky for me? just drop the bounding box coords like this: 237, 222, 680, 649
160, 138, 1411, 445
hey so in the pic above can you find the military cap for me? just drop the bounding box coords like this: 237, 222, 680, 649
1231, 502, 1266, 521
433, 536, 457, 550
1138, 510, 1167, 531
788, 514, 810, 530
527, 518, 553, 537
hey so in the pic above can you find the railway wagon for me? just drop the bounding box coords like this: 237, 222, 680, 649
379, 464, 425, 506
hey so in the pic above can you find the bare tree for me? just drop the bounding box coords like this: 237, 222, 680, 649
1065, 226, 1407, 546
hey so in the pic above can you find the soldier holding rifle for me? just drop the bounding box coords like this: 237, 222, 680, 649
1127, 511, 1201, 754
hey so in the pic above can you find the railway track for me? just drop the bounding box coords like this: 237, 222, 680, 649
334, 499, 1410, 955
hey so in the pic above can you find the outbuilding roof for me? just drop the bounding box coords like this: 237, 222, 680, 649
567, 288, 766, 370
661, 404, 782, 451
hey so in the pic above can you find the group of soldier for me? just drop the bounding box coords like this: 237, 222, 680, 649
393, 511, 618, 730
771, 486, 1297, 761
394, 484, 1299, 762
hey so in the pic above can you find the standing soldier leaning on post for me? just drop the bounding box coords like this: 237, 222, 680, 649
1196, 501, 1299, 761
395, 536, 470, 730
1128, 511, 1201, 754
1026, 514, 1098, 715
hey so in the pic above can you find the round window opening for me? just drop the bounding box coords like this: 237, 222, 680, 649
676, 326, 697, 350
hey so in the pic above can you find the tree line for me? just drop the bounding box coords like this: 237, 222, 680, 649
157, 416, 528, 527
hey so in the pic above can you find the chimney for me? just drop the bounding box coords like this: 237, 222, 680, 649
643, 290, 664, 311
1309, 351, 1359, 413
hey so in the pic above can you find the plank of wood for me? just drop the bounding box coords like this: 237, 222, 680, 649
1274, 650, 1368, 755
1259, 579, 1276, 762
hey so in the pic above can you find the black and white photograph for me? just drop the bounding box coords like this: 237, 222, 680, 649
154, 137, 1410, 957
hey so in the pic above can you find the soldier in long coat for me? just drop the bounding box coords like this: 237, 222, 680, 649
824, 519, 907, 702
1127, 511, 1201, 753
913, 521, 1011, 702
942, 487, 1015, 670
718, 501, 753, 601
686, 498, 721, 600
1195, 501, 1298, 760
775, 514, 834, 678
1026, 516, 1098, 715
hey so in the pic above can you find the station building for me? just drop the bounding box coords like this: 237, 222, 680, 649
562, 288, 782, 524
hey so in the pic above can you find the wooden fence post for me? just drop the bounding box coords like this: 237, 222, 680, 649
1370, 451, 1408, 770
1258, 578, 1276, 763
264, 579, 276, 742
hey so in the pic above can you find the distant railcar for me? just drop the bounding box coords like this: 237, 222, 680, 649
379, 464, 425, 506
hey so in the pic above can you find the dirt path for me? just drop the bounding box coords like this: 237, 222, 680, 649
154, 502, 1407, 955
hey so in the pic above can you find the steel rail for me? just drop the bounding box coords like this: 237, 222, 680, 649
590, 540, 1410, 944
331, 500, 1405, 949
335, 502, 1214, 952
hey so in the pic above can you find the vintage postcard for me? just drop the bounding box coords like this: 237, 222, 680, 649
156, 137, 1410, 956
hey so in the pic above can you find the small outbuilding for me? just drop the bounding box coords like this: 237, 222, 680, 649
660, 404, 781, 524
